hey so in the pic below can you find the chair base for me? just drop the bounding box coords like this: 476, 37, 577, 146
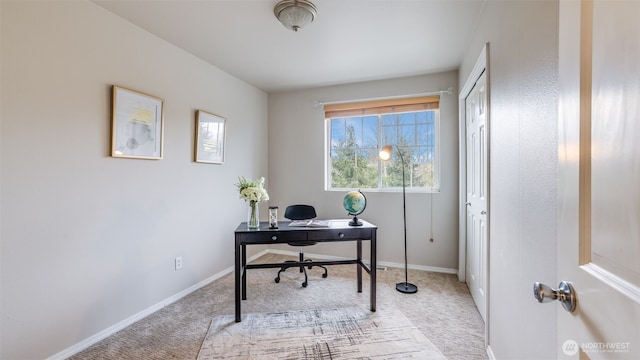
274, 254, 328, 287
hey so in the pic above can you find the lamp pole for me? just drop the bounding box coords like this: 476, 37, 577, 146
395, 146, 417, 293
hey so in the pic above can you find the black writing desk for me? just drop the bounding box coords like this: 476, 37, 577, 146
234, 219, 377, 322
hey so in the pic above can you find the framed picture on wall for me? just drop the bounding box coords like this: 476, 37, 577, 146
195, 110, 226, 164
111, 85, 164, 159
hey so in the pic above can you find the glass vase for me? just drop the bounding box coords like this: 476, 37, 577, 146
248, 202, 259, 229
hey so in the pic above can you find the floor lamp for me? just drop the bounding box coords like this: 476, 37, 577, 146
379, 145, 418, 294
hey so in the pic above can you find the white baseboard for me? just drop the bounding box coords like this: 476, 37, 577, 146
47, 248, 455, 359
47, 250, 269, 360
266, 249, 458, 274
487, 344, 497, 360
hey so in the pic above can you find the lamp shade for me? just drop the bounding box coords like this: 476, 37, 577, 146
274, 0, 318, 32
378, 145, 393, 161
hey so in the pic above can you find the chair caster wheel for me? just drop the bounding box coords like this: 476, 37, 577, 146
275, 278, 280, 283
322, 273, 328, 278
302, 282, 308, 287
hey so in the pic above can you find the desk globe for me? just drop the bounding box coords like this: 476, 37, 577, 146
343, 190, 367, 226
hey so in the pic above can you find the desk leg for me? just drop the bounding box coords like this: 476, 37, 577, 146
235, 238, 241, 322
370, 232, 377, 312
357, 239, 362, 293
241, 244, 247, 300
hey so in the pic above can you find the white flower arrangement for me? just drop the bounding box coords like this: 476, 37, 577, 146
236, 176, 269, 204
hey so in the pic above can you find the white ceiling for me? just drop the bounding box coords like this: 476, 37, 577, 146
93, 0, 486, 92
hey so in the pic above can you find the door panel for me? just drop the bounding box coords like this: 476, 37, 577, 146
466, 70, 488, 321
590, 0, 640, 290
558, 1, 640, 358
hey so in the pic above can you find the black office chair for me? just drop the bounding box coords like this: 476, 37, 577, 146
275, 204, 328, 287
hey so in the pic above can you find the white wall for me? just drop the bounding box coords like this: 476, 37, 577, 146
459, 1, 559, 359
1, 1, 268, 359
268, 71, 459, 271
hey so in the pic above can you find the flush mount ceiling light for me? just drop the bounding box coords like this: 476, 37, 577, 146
274, 0, 318, 32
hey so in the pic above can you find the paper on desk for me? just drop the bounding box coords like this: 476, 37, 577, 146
288, 219, 331, 227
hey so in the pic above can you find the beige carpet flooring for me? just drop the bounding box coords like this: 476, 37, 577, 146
70, 253, 487, 360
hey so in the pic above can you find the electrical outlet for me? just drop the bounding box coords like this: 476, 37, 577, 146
175, 256, 183, 270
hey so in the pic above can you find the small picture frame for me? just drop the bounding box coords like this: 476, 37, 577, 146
111, 85, 164, 159
195, 110, 226, 164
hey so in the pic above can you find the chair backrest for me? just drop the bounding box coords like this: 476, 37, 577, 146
284, 205, 317, 220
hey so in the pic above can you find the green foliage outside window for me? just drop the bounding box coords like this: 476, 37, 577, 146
330, 125, 378, 188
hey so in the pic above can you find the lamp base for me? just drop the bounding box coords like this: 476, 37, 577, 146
396, 282, 418, 294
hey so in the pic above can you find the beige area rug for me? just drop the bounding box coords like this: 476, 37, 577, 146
197, 306, 446, 360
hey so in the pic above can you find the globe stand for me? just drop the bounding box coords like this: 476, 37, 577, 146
348, 216, 363, 226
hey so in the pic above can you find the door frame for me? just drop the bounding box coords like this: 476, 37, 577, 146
458, 42, 490, 342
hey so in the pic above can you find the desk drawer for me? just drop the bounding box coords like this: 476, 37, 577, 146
239, 231, 308, 243
308, 228, 373, 241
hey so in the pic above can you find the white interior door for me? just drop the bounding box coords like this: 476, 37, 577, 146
557, 1, 640, 358
465, 70, 488, 322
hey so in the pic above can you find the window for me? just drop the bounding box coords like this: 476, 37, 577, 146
325, 96, 440, 192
